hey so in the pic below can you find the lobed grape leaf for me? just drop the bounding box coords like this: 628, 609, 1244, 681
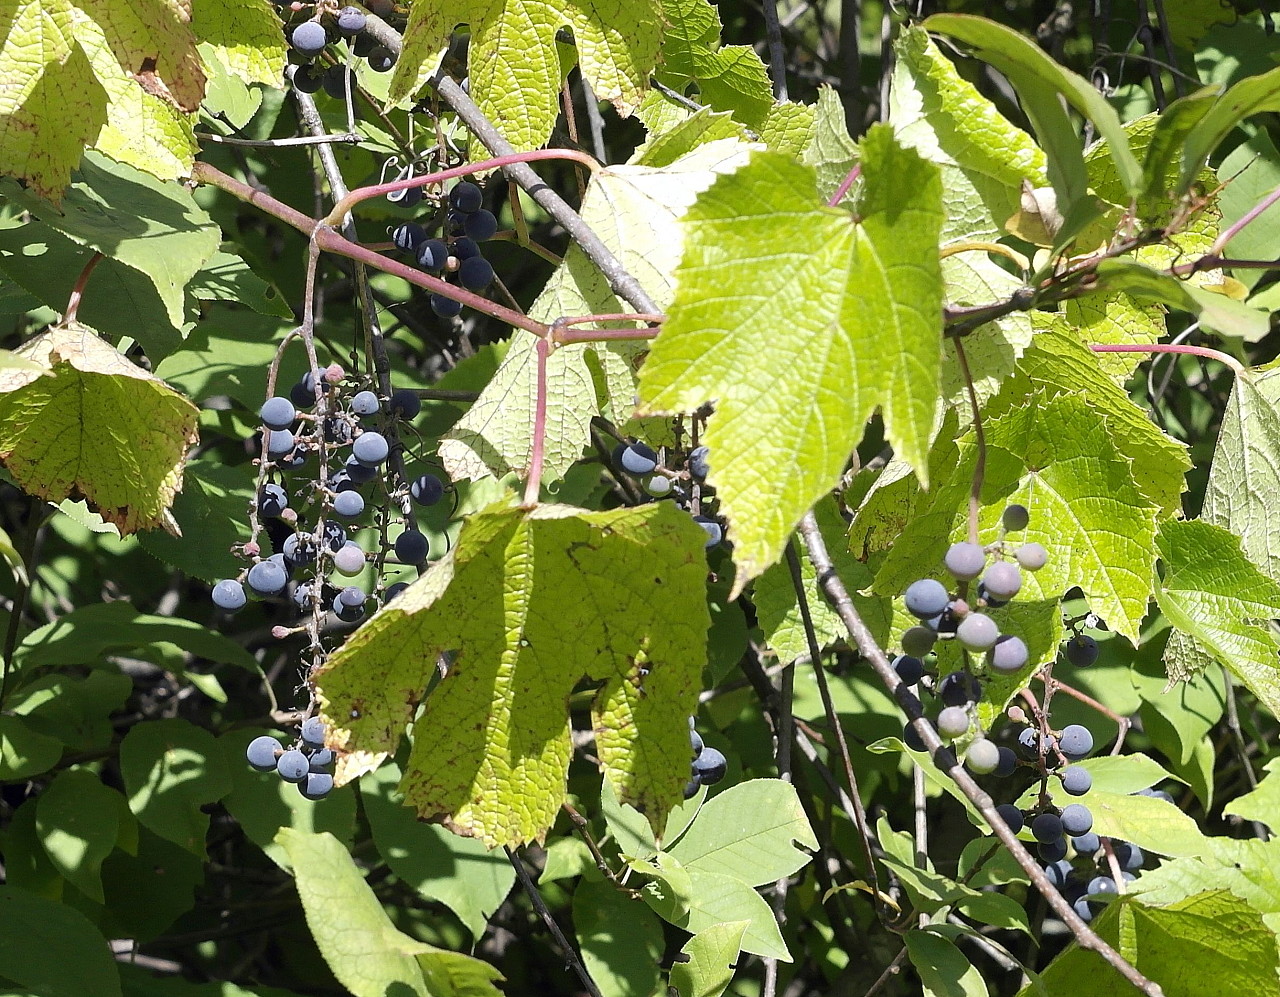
1131, 836, 1280, 936
1027, 891, 1280, 997
889, 25, 1047, 242
391, 0, 661, 151
314, 501, 710, 849
0, 0, 205, 199
0, 324, 199, 535
276, 829, 504, 997
655, 0, 773, 128
799, 86, 858, 203
440, 139, 753, 484
1223, 757, 1280, 833
1156, 519, 1280, 719
870, 390, 1161, 642
639, 126, 944, 589
190, 0, 287, 89
757, 100, 816, 157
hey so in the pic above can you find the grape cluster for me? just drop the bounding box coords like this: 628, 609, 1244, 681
245, 717, 335, 800
895, 504, 1044, 749
683, 719, 727, 798
286, 6, 396, 97
210, 366, 445, 622
389, 180, 500, 318
613, 440, 725, 548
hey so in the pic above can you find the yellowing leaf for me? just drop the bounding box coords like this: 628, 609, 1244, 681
391, 0, 662, 151
191, 0, 286, 88
0, 323, 199, 535
315, 501, 710, 848
0, 0, 204, 199
639, 126, 944, 588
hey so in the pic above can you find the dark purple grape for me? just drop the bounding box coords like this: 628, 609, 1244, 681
1064, 634, 1099, 667
619, 442, 658, 475
458, 255, 494, 291
212, 579, 246, 612
1031, 813, 1064, 843
336, 6, 367, 35
692, 515, 722, 548
463, 209, 498, 241
450, 236, 481, 260
389, 389, 420, 419
994, 746, 1018, 777
293, 64, 323, 94
1061, 766, 1092, 795
367, 46, 395, 71
1038, 837, 1068, 862
938, 671, 981, 707
1059, 724, 1094, 758
1002, 504, 1030, 531
322, 64, 350, 100
410, 474, 444, 506
416, 238, 449, 271
994, 803, 1024, 834
692, 746, 727, 785
1060, 803, 1093, 835
431, 294, 463, 318
395, 529, 429, 564
291, 21, 328, 57
450, 181, 483, 213
894, 655, 925, 685
393, 223, 427, 253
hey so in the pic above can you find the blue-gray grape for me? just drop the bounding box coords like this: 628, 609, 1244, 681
1059, 724, 1094, 757
410, 474, 444, 506
212, 579, 246, 611
367, 46, 394, 71
1086, 875, 1117, 895
1065, 634, 1099, 667
430, 294, 463, 318
619, 442, 658, 475
904, 579, 949, 619
982, 561, 1022, 600
336, 6, 366, 34
988, 634, 1029, 673
1061, 766, 1092, 795
688, 445, 710, 480
301, 772, 334, 800
276, 749, 310, 782
246, 735, 281, 771
692, 745, 726, 784
266, 428, 295, 457
301, 717, 327, 748
260, 396, 296, 431
309, 748, 334, 770
1038, 837, 1068, 862
247, 559, 287, 596
943, 541, 986, 581
395, 529, 429, 564
291, 21, 328, 56
333, 490, 365, 518
351, 390, 379, 416
1015, 542, 1048, 571
1060, 803, 1093, 835
1031, 812, 1064, 843
333, 542, 365, 575
1071, 832, 1100, 854
692, 516, 722, 548
937, 706, 970, 739
353, 432, 389, 467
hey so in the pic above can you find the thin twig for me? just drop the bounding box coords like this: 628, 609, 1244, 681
524, 337, 551, 507
1221, 665, 1269, 840
196, 131, 362, 148
1090, 342, 1246, 376
953, 337, 985, 545
795, 511, 1164, 997
762, 0, 790, 100
505, 846, 604, 997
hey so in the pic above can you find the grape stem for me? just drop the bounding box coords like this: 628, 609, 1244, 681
952, 337, 985, 546
63, 251, 104, 324
1040, 672, 1132, 756
828, 164, 862, 207
549, 313, 666, 345
795, 511, 1165, 997
1090, 342, 1247, 376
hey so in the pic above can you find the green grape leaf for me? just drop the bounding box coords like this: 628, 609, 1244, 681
1131, 836, 1280, 935
666, 779, 817, 888
655, 0, 773, 128
0, 886, 122, 997
574, 878, 665, 997
360, 762, 514, 940
0, 325, 199, 535
119, 719, 232, 855
1055, 789, 1206, 858
1026, 891, 1280, 997
905, 929, 990, 997
138, 457, 254, 582
0, 715, 63, 780
1156, 519, 1280, 718
639, 127, 943, 589
757, 101, 815, 157
602, 775, 659, 861
1224, 758, 1280, 832
1060, 292, 1164, 384
97, 826, 203, 943
188, 251, 293, 319
315, 501, 710, 849
35, 768, 121, 902
217, 729, 358, 874
391, 0, 661, 151
1131, 647, 1226, 768
13, 598, 257, 675
0, 2, 205, 199
755, 497, 891, 663
1177, 65, 1280, 198
889, 26, 1047, 242
276, 829, 504, 997
440, 139, 752, 484
191, 0, 287, 88
1017, 319, 1190, 516
0, 217, 187, 361
872, 391, 1160, 642
669, 920, 748, 997
633, 108, 751, 169
923, 14, 1141, 207
799, 86, 858, 202
0, 153, 221, 330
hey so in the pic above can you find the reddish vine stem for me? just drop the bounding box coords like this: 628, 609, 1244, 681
63, 252, 104, 324
828, 164, 862, 207
1090, 342, 1246, 376
325, 148, 602, 226
549, 313, 666, 345
952, 337, 985, 546
524, 337, 552, 508
190, 161, 550, 338
1042, 673, 1132, 756
795, 511, 1164, 996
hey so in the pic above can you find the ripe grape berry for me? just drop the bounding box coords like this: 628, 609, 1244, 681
260, 396, 296, 431
410, 474, 444, 506
293, 64, 323, 94
302, 772, 335, 800
416, 239, 449, 271
982, 561, 1022, 600
336, 6, 367, 35
904, 579, 949, 619
246, 736, 282, 771
1071, 831, 1100, 854
692, 745, 727, 785
301, 717, 327, 748
351, 391, 379, 416
994, 746, 1018, 777
353, 432, 389, 467
333, 490, 365, 518
431, 294, 463, 318
994, 803, 1024, 833
450, 181, 484, 213
458, 256, 495, 291
322, 65, 349, 100
266, 429, 295, 457
1064, 634, 1099, 667
389, 389, 420, 419
1039, 838, 1068, 862
333, 542, 365, 575
692, 516, 722, 548
463, 209, 498, 241
956, 612, 999, 651
688, 446, 710, 480
393, 223, 426, 252
395, 529, 429, 564
1031, 812, 1064, 843
291, 21, 328, 57
247, 559, 287, 596
944, 542, 986, 581
1015, 542, 1048, 571
988, 634, 1028, 673
1059, 724, 1094, 758
894, 655, 924, 685
619, 442, 658, 475
367, 47, 395, 71
451, 236, 481, 261
212, 579, 246, 611
276, 749, 310, 783
938, 671, 980, 707
1060, 803, 1093, 835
